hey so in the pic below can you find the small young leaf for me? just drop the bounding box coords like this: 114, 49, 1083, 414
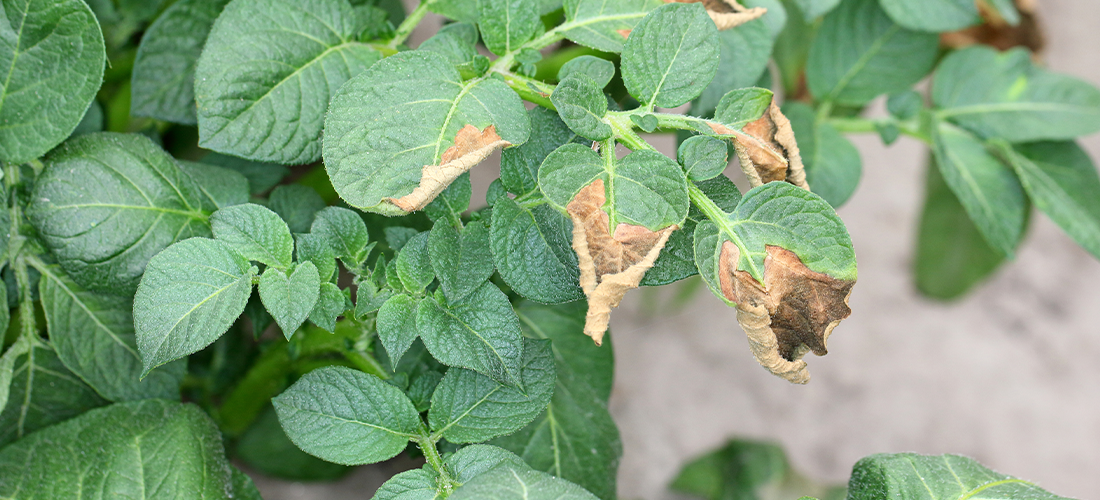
450, 463, 600, 500
0, 0, 105, 164
552, 74, 612, 141
848, 453, 1073, 500
630, 114, 658, 133
211, 203, 295, 268
195, 0, 382, 164
202, 152, 289, 195
309, 283, 348, 333
877, 0, 980, 32
296, 233, 338, 283
269, 184, 327, 234
491, 197, 584, 304
445, 445, 531, 483
693, 19, 773, 117
785, 102, 861, 207
887, 90, 923, 120
135, 238, 255, 375
29, 133, 210, 295
417, 281, 525, 386
384, 227, 421, 253
621, 2, 720, 109
932, 46, 1100, 142
40, 267, 185, 402
259, 262, 321, 339
806, 0, 939, 106
429, 338, 555, 443
479, 0, 541, 55
372, 469, 440, 500
178, 161, 250, 209
501, 107, 587, 197
311, 206, 372, 269
131, 0, 230, 124
272, 366, 420, 465
429, 0, 479, 23
395, 232, 435, 294
424, 171, 473, 224
679, 135, 729, 181
430, 220, 495, 301
559, 0, 663, 53
558, 55, 616, 88
932, 122, 1027, 256
377, 293, 422, 365
714, 87, 774, 129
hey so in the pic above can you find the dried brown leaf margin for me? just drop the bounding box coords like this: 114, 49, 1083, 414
389, 124, 510, 212
664, 0, 767, 30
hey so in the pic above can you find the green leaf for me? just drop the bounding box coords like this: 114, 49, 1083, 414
296, 233, 338, 283
396, 231, 435, 294
786, 102, 862, 207
311, 206, 373, 269
678, 136, 729, 182
377, 293, 421, 364
445, 444, 531, 482
539, 144, 689, 231
0, 0, 105, 164
887, 90, 923, 120
450, 462, 600, 500
714, 88, 774, 130
0, 400, 237, 499
231, 466, 264, 500
259, 262, 321, 339
29, 133, 210, 295
559, 0, 663, 53
1000, 141, 1100, 260
848, 453, 1073, 500
491, 197, 584, 304
694, 182, 857, 289
630, 114, 659, 133
692, 19, 774, 117
878, 0, 979, 32
310, 282, 348, 332
417, 281, 525, 386
671, 438, 846, 500
430, 220, 495, 302
0, 338, 29, 413
325, 50, 529, 215
429, 338, 555, 443
39, 267, 184, 402
501, 107, 587, 197
425, 171, 473, 224
493, 302, 620, 499
237, 405, 351, 481
195, 0, 382, 164
131, 0, 230, 124
479, 0, 540, 55
773, 0, 816, 96
806, 0, 939, 106
269, 184, 328, 234
743, 0, 787, 38
986, 0, 1020, 25
211, 203, 295, 268
559, 55, 616, 89
178, 161, 250, 210
621, 2, 719, 109
932, 122, 1026, 256
915, 162, 1005, 300
202, 152, 289, 195
71, 100, 104, 137
552, 74, 612, 141
134, 238, 255, 375
793, 0, 840, 18
932, 46, 1100, 142
428, 0, 479, 23
0, 341, 107, 448
420, 22, 480, 65
372, 469, 441, 500
272, 366, 420, 465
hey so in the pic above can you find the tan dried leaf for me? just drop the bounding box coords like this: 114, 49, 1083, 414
736, 100, 809, 190
389, 124, 510, 212
940, 0, 1043, 53
664, 0, 767, 30
568, 180, 675, 345
719, 241, 855, 384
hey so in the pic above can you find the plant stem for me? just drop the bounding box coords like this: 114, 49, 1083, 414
490, 30, 566, 74
4, 163, 36, 342
417, 426, 456, 494
499, 71, 556, 110
388, 0, 432, 49
686, 181, 761, 281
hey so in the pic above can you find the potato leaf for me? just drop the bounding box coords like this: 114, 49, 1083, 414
559, 0, 663, 53
621, 2, 719, 109
848, 453, 1073, 500
877, 0, 980, 32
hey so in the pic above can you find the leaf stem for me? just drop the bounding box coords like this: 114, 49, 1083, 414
4, 163, 37, 342
498, 71, 556, 111
417, 425, 456, 494
827, 116, 930, 144
686, 181, 760, 281
388, 0, 432, 49
490, 30, 566, 74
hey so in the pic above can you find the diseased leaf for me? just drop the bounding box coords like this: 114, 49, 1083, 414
450, 463, 600, 500
713, 87, 773, 129
785, 102, 861, 207
642, 175, 742, 286
134, 238, 255, 375
621, 2, 719, 109
932, 46, 1100, 142
0, 400, 236, 499
272, 366, 420, 465
269, 184, 327, 234
325, 51, 529, 215
806, 0, 939, 105
211, 203, 295, 268
552, 74, 612, 141
429, 338, 555, 443
195, 0, 382, 164
29, 133, 210, 295
674, 0, 768, 30
259, 262, 321, 339
559, 0, 663, 53
417, 281, 525, 386
430, 220, 495, 302
310, 282, 347, 332
848, 453, 1073, 500
692, 18, 774, 117
479, 0, 540, 55
178, 161, 250, 210
0, 0, 105, 164
0, 341, 107, 448
492, 197, 585, 304
559, 55, 616, 88
732, 99, 810, 189
878, 0, 980, 32
131, 0, 230, 124
932, 122, 1027, 256
40, 267, 185, 402
377, 293, 421, 365
395, 231, 435, 294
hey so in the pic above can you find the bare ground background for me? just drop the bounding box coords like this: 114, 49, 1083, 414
250, 1, 1100, 498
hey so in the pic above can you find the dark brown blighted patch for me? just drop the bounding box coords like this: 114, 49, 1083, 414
719, 242, 855, 384
567, 179, 675, 345
390, 125, 510, 212
737, 100, 809, 190
941, 0, 1042, 53
664, 0, 767, 30
617, 29, 632, 39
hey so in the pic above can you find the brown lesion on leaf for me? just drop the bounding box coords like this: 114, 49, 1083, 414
664, 0, 767, 30
736, 100, 809, 190
389, 124, 510, 212
617, 29, 632, 39
567, 179, 676, 346
941, 0, 1042, 53
718, 241, 855, 384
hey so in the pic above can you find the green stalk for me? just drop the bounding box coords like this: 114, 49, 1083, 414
417, 426, 456, 494
686, 181, 761, 280
5, 164, 36, 342
388, 0, 433, 49
499, 71, 556, 110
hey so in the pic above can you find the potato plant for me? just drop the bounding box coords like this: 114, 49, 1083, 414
0, 0, 1097, 498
